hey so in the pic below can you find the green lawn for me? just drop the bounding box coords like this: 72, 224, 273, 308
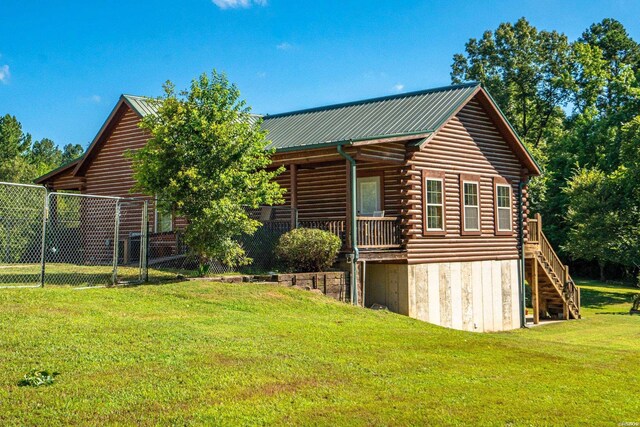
0, 278, 638, 426
0, 263, 178, 287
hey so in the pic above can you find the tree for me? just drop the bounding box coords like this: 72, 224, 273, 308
578, 18, 640, 113
562, 168, 619, 281
451, 17, 574, 149
0, 114, 35, 182
129, 70, 284, 267
545, 19, 640, 260
29, 138, 62, 176
0, 112, 85, 183
0, 114, 31, 164
60, 144, 84, 163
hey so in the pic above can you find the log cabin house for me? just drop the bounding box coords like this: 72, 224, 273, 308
37, 82, 580, 332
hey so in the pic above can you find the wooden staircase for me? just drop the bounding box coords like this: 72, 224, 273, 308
525, 214, 581, 323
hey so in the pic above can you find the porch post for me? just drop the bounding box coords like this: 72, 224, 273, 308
290, 164, 298, 229
345, 160, 352, 249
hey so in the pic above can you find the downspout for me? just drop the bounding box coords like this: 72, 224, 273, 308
337, 144, 359, 306
517, 178, 529, 328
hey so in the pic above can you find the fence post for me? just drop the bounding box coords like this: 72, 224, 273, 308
112, 200, 121, 286
141, 200, 149, 282
39, 189, 50, 287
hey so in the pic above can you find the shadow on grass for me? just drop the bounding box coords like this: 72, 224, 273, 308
575, 278, 638, 290
595, 312, 635, 315
579, 287, 638, 309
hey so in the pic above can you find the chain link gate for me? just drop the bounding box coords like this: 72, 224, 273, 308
115, 199, 148, 284
45, 192, 115, 287
0, 182, 47, 288
44, 192, 149, 287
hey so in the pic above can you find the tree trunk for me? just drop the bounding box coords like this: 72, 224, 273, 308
599, 261, 606, 282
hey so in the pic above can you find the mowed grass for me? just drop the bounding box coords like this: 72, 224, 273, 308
0, 278, 638, 426
0, 263, 177, 287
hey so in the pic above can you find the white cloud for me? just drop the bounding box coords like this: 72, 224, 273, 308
276, 42, 293, 51
79, 95, 102, 104
256, 71, 267, 78
212, 0, 267, 9
0, 65, 10, 84
393, 84, 404, 92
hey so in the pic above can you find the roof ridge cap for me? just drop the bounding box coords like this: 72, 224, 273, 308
263, 82, 480, 119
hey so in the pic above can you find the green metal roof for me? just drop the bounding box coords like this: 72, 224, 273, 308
261, 82, 480, 151
123, 83, 480, 152
123, 94, 160, 117
37, 82, 542, 183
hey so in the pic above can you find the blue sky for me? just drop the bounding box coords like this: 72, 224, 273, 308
1, 0, 639, 148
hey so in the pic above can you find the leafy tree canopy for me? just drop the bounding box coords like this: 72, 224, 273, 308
130, 70, 284, 267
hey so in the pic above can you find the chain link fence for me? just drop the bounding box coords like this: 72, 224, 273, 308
144, 206, 296, 279
0, 182, 47, 288
241, 206, 295, 273
1, 182, 298, 287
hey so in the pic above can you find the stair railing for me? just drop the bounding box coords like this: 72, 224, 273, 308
533, 213, 580, 318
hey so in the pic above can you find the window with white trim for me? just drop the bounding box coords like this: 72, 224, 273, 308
496, 184, 512, 231
356, 176, 381, 216
425, 178, 444, 231
463, 181, 480, 231
155, 197, 173, 233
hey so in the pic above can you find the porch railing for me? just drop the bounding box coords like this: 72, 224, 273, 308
298, 216, 402, 250
356, 217, 402, 249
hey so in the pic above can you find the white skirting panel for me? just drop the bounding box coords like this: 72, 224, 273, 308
364, 259, 522, 332
409, 259, 521, 332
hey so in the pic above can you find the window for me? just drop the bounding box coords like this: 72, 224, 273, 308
495, 180, 513, 234
357, 175, 382, 216
422, 170, 446, 235
156, 209, 172, 233
425, 179, 444, 231
155, 197, 173, 233
460, 175, 481, 235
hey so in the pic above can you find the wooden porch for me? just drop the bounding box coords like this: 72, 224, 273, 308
266, 144, 409, 259
525, 213, 580, 324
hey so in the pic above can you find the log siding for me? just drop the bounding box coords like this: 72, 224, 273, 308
404, 98, 522, 264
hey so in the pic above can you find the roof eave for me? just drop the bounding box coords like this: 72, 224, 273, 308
34, 157, 82, 184
271, 130, 435, 154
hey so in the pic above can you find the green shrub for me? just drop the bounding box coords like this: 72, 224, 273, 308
275, 228, 342, 273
